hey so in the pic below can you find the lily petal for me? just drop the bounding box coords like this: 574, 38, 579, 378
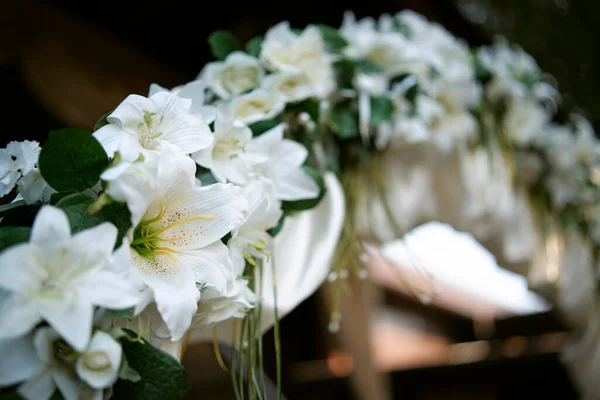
184, 241, 233, 294
0, 294, 41, 339
131, 251, 199, 341
274, 168, 320, 201
158, 183, 247, 251
18, 368, 55, 400
0, 244, 46, 294
30, 206, 71, 255
39, 298, 93, 351
0, 335, 41, 386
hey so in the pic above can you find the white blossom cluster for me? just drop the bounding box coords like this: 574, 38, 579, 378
0, 21, 326, 399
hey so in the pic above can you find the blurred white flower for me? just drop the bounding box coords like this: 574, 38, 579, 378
502, 99, 550, 146
149, 80, 216, 123
192, 107, 253, 184
201, 51, 263, 100
0, 141, 41, 197
93, 91, 213, 159
261, 71, 315, 102
0, 331, 40, 388
17, 168, 55, 204
246, 124, 319, 200
228, 89, 285, 124
261, 22, 335, 98
75, 331, 121, 390
194, 278, 257, 329
0, 206, 142, 351
229, 180, 282, 273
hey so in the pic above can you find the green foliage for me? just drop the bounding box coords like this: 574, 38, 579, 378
245, 36, 263, 57
328, 102, 359, 139
112, 330, 191, 400
370, 96, 395, 125
248, 119, 281, 136
56, 193, 131, 248
0, 226, 31, 251
0, 200, 26, 215
267, 214, 286, 237
208, 30, 242, 60
39, 128, 109, 192
94, 110, 113, 132
282, 165, 327, 212
316, 24, 348, 52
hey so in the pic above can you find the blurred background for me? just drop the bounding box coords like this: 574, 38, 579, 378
0, 0, 595, 398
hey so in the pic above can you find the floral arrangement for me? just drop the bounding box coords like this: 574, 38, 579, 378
1, 7, 599, 400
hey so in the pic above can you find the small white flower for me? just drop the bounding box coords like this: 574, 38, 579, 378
229, 180, 282, 273
17, 328, 118, 400
193, 278, 257, 328
502, 99, 550, 146
0, 206, 143, 351
246, 124, 319, 201
228, 89, 285, 124
261, 71, 315, 102
17, 168, 56, 204
0, 141, 41, 197
117, 145, 247, 340
201, 52, 264, 100
261, 22, 335, 98
149, 80, 216, 123
75, 331, 122, 390
93, 91, 213, 159
192, 107, 253, 184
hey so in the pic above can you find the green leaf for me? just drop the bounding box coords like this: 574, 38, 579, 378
328, 103, 358, 139
357, 60, 383, 74
112, 329, 191, 400
334, 59, 357, 89
282, 166, 327, 212
119, 355, 142, 383
316, 24, 348, 52
0, 226, 31, 251
248, 119, 281, 136
39, 128, 109, 192
288, 99, 320, 122
245, 36, 263, 57
0, 200, 26, 216
370, 95, 395, 125
208, 30, 242, 60
197, 170, 218, 186
267, 215, 286, 237
56, 193, 131, 248
0, 204, 39, 227
94, 109, 113, 132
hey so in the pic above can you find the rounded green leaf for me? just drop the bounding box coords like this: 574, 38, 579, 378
39, 128, 109, 192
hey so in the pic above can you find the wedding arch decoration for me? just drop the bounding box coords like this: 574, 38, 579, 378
1, 7, 599, 400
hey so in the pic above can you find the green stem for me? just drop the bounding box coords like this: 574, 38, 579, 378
272, 257, 282, 400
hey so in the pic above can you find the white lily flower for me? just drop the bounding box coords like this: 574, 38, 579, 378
191, 107, 253, 184
260, 22, 335, 98
0, 206, 143, 351
75, 331, 121, 390
246, 123, 319, 201
261, 71, 315, 102
18, 327, 116, 400
193, 278, 257, 328
229, 180, 282, 273
17, 168, 56, 204
149, 80, 216, 123
119, 145, 247, 341
200, 51, 263, 100
0, 140, 41, 197
93, 91, 213, 159
228, 89, 285, 125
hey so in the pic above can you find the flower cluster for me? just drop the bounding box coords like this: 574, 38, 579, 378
0, 22, 325, 398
